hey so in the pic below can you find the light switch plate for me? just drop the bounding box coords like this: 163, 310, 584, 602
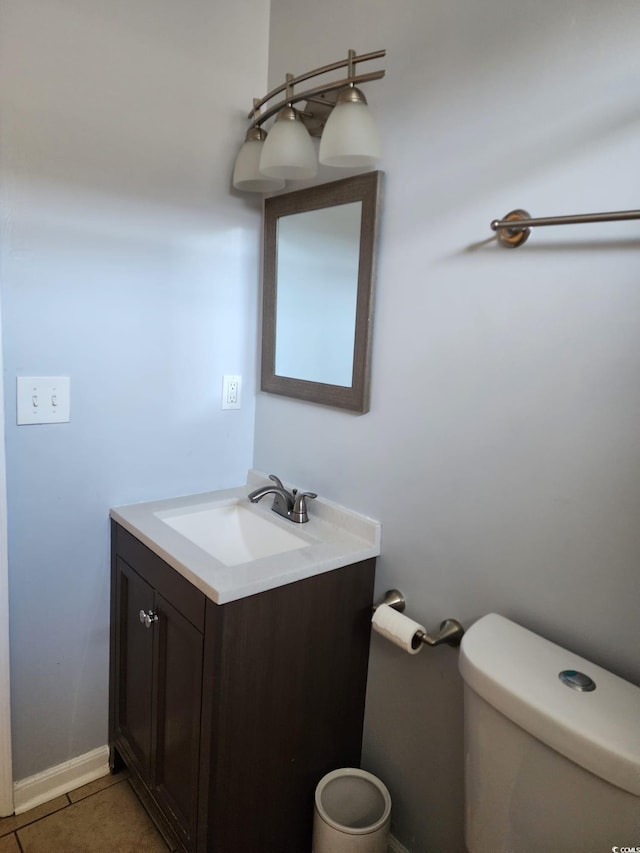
17, 376, 70, 424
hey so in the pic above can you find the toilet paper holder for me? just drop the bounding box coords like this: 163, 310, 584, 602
372, 589, 465, 648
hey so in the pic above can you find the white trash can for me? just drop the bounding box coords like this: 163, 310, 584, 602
312, 767, 392, 853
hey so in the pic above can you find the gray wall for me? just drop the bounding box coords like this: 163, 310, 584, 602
258, 1, 640, 850
0, 0, 269, 780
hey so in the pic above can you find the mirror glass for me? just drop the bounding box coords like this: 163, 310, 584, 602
262, 172, 383, 412
275, 202, 362, 387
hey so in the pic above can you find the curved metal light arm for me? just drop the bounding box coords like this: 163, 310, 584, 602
491, 208, 640, 248
247, 49, 386, 127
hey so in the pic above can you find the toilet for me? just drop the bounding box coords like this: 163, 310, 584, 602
459, 613, 640, 852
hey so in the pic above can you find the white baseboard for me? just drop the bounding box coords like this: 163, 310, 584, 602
388, 834, 411, 853
13, 745, 110, 815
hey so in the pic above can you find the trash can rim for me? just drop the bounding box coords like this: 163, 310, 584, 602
314, 767, 392, 836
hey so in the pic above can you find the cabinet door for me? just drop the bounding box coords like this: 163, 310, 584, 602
152, 592, 204, 850
113, 557, 155, 781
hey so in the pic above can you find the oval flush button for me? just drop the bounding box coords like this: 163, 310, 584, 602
559, 670, 596, 692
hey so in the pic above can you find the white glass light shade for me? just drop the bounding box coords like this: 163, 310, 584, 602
259, 107, 317, 180
319, 90, 381, 168
232, 133, 285, 193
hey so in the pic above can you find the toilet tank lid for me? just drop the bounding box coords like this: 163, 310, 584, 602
459, 613, 640, 798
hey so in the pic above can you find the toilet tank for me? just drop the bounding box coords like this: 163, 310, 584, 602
459, 613, 640, 853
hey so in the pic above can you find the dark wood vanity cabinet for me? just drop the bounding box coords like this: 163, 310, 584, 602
109, 521, 376, 853
111, 531, 205, 849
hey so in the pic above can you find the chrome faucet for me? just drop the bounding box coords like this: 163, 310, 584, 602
248, 474, 317, 523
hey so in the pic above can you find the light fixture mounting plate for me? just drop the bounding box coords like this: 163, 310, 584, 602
299, 91, 338, 137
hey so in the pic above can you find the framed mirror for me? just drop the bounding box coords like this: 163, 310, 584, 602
261, 171, 383, 413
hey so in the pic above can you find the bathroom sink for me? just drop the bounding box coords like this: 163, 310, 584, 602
111, 471, 381, 603
155, 501, 308, 567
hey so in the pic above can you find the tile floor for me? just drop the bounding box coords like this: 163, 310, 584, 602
0, 771, 173, 853
1, 776, 397, 852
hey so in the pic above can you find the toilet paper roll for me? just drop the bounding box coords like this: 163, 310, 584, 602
372, 604, 426, 654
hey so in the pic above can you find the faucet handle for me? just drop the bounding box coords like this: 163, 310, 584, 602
291, 491, 317, 523
268, 473, 285, 489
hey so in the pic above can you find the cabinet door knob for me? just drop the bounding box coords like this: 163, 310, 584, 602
139, 609, 159, 629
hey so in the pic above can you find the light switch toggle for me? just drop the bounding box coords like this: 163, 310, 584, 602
17, 377, 70, 424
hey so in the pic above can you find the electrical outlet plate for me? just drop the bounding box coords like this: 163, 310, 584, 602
17, 376, 70, 424
222, 375, 241, 410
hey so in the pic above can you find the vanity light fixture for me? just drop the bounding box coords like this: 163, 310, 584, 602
232, 48, 385, 193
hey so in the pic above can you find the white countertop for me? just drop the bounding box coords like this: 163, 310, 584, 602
110, 470, 381, 604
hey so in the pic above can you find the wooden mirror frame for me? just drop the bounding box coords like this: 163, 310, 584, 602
261, 171, 383, 413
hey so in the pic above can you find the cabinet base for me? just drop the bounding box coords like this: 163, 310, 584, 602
111, 745, 185, 853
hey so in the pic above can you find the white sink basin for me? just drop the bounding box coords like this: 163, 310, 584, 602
155, 501, 308, 567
